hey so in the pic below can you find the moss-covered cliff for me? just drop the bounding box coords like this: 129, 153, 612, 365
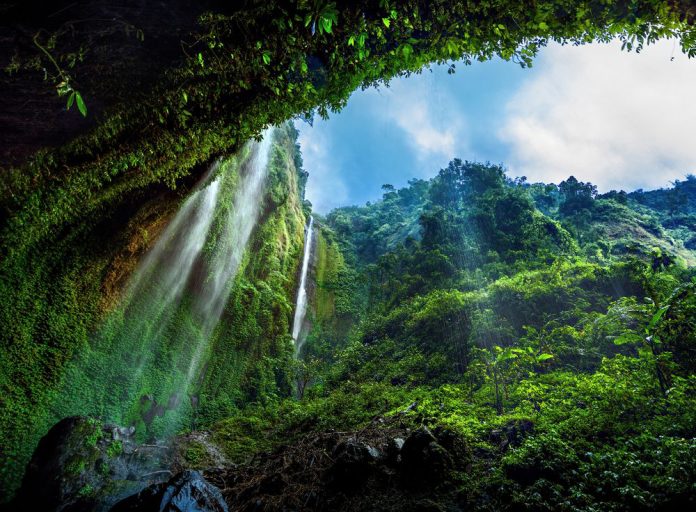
302, 223, 361, 354
0, 124, 309, 498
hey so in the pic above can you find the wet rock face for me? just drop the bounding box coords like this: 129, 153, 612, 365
11, 416, 172, 511
110, 470, 228, 512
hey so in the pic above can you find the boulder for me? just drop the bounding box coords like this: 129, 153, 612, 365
325, 438, 379, 491
110, 470, 228, 512
432, 427, 469, 467
385, 437, 405, 465
400, 427, 453, 486
11, 416, 125, 511
11, 416, 173, 511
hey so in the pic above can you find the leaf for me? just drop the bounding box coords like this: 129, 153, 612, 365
648, 305, 669, 330
348, 36, 355, 46
75, 91, 87, 117
322, 18, 332, 34
66, 91, 75, 110
304, 14, 312, 27
537, 353, 554, 362
262, 52, 271, 65
496, 351, 518, 363
382, 18, 390, 28
613, 333, 641, 346
538, 21, 549, 31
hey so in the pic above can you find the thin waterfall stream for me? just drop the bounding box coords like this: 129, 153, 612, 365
292, 215, 314, 354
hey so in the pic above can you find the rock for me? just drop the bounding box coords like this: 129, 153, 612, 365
110, 470, 228, 512
11, 416, 114, 511
432, 427, 469, 467
366, 445, 381, 459
111, 425, 136, 442
325, 438, 376, 491
385, 437, 405, 465
11, 416, 174, 512
400, 427, 453, 486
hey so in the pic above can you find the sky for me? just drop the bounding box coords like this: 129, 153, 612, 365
296, 40, 696, 213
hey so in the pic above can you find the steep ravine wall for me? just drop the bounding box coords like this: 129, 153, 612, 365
0, 165, 199, 499
0, 124, 308, 499
195, 125, 308, 422
299, 223, 361, 356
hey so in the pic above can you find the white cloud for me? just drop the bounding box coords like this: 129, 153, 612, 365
499, 40, 696, 191
365, 75, 467, 170
297, 123, 349, 213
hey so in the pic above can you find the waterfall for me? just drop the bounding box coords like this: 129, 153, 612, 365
185, 131, 272, 386
292, 215, 314, 352
52, 128, 274, 436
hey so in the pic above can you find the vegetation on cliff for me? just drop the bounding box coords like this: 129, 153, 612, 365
1, 0, 696, 507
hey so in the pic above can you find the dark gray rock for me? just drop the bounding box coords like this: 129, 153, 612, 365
110, 470, 228, 512
11, 416, 173, 512
326, 438, 376, 491
400, 427, 453, 486
385, 437, 405, 465
11, 416, 128, 511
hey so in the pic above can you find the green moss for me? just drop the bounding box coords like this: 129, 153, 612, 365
105, 441, 122, 459
77, 484, 94, 498
65, 459, 87, 477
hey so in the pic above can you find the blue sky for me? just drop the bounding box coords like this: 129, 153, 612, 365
297, 40, 696, 213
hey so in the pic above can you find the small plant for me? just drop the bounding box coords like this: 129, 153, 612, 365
32, 32, 87, 117
301, 1, 338, 36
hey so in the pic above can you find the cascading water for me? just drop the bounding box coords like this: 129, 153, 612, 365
291, 215, 314, 354
186, 131, 272, 386
51, 128, 274, 437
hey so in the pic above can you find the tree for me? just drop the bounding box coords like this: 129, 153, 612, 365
608, 283, 695, 396
666, 187, 688, 216
292, 356, 324, 399
558, 176, 597, 216
481, 346, 553, 414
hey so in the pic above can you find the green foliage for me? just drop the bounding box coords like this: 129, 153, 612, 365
292, 158, 696, 509
0, 125, 309, 498
1, 0, 696, 504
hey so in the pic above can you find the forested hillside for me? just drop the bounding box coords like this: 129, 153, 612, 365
2, 1, 696, 510
194, 158, 696, 511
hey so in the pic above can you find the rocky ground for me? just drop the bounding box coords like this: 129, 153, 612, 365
5, 413, 534, 512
